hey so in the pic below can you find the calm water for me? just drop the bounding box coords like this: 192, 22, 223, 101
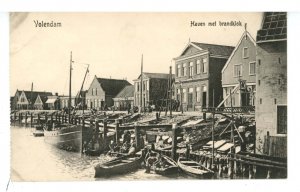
11, 126, 191, 181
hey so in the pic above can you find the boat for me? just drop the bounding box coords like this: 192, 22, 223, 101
32, 129, 44, 137
177, 157, 214, 179
83, 132, 116, 156
94, 154, 143, 177
153, 154, 178, 175
43, 52, 93, 152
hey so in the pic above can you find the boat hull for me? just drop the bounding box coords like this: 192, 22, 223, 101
44, 125, 93, 152
153, 155, 179, 175
178, 157, 214, 179
94, 154, 143, 177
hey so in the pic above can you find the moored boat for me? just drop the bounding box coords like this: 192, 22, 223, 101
44, 124, 93, 152
153, 154, 178, 175
94, 154, 143, 177
177, 157, 214, 179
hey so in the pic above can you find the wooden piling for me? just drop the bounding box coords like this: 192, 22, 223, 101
134, 122, 141, 151
228, 155, 233, 179
103, 119, 107, 147
19, 113, 22, 124
171, 123, 178, 160
81, 116, 85, 154
30, 113, 33, 128
50, 114, 53, 126
25, 113, 28, 127
115, 119, 119, 144
37, 114, 40, 124
203, 112, 206, 121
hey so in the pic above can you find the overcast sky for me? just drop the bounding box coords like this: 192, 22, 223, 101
10, 12, 263, 96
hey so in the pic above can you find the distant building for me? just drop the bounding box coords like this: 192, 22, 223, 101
11, 90, 52, 110
59, 96, 75, 109
133, 72, 173, 110
221, 30, 256, 107
85, 76, 131, 109
255, 12, 287, 158
174, 41, 234, 111
45, 94, 60, 110
113, 85, 134, 111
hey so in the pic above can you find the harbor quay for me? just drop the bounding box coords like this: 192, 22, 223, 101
11, 109, 287, 179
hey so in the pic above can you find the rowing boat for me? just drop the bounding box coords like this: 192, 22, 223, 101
94, 154, 143, 177
153, 155, 178, 175
177, 157, 214, 179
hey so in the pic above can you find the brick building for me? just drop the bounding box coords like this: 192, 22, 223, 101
85, 76, 131, 109
133, 72, 173, 110
221, 30, 256, 107
174, 41, 234, 111
255, 12, 287, 157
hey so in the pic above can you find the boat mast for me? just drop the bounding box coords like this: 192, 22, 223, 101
79, 64, 89, 114
69, 51, 73, 123
139, 54, 143, 113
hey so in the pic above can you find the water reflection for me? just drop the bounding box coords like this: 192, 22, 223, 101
11, 126, 191, 181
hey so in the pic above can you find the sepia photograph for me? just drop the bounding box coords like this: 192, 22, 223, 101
9, 12, 287, 182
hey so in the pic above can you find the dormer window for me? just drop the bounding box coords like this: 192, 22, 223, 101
243, 47, 249, 58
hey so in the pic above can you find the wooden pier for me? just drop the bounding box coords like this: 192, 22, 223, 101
11, 110, 287, 179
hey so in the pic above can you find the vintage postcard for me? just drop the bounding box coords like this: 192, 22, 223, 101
10, 12, 287, 182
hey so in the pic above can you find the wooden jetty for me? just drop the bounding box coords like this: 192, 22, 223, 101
11, 110, 287, 179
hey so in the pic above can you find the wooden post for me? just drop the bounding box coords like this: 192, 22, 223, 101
134, 122, 141, 151
171, 123, 178, 160
55, 114, 58, 123
81, 116, 85, 154
103, 119, 107, 148
249, 164, 254, 179
14, 112, 16, 122
203, 112, 206, 121
45, 113, 48, 123
30, 113, 33, 128
25, 113, 28, 127
156, 112, 159, 121
19, 113, 22, 124
50, 114, 53, 126
37, 114, 40, 124
115, 119, 119, 144
228, 155, 233, 179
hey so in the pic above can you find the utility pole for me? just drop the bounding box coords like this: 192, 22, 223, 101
69, 51, 73, 123
169, 65, 172, 117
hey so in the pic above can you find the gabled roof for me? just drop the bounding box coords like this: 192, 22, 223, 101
257, 12, 287, 42
136, 72, 174, 80
114, 85, 134, 98
222, 31, 256, 73
178, 41, 234, 58
19, 90, 52, 104
96, 78, 131, 96
191, 42, 235, 57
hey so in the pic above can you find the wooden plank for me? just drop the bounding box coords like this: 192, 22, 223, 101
228, 153, 287, 167
227, 157, 286, 170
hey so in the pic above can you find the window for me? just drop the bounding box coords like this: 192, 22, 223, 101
177, 64, 181, 77
258, 59, 261, 65
196, 60, 200, 74
278, 57, 281, 64
278, 79, 281, 85
189, 62, 193, 77
274, 98, 277, 104
95, 88, 97, 95
277, 105, 287, 134
137, 83, 140, 92
182, 89, 186, 102
196, 87, 200, 102
234, 64, 242, 77
183, 63, 187, 76
202, 58, 207, 73
243, 47, 249, 58
260, 98, 262, 104
249, 62, 256, 75
258, 80, 261, 86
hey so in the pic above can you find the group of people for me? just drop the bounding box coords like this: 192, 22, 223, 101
108, 130, 145, 155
